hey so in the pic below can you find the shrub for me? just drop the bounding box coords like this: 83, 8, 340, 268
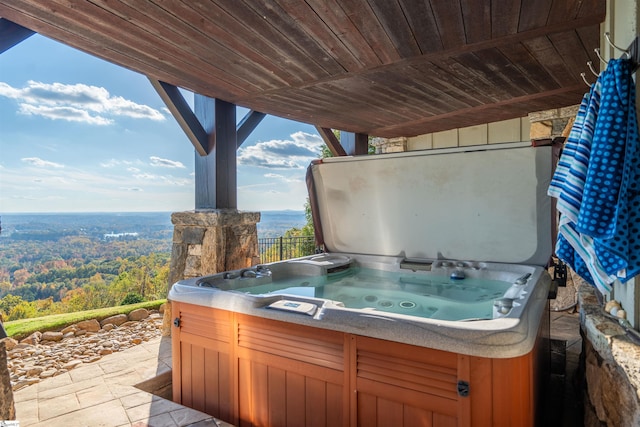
120, 293, 144, 305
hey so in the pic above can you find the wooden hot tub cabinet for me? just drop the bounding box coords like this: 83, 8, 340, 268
172, 301, 548, 427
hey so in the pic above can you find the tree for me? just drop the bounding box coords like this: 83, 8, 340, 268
0, 294, 25, 318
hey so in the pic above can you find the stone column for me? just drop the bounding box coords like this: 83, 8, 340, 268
0, 341, 15, 420
162, 209, 260, 335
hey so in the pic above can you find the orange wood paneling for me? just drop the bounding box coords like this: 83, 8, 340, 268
377, 397, 404, 426
181, 341, 193, 407
468, 356, 493, 427
237, 358, 253, 427
173, 302, 546, 427
171, 304, 182, 403
403, 405, 434, 427
305, 377, 327, 427
457, 354, 471, 426
491, 354, 533, 427
251, 361, 269, 427
357, 392, 377, 427
326, 382, 344, 427
285, 371, 306, 426
191, 345, 206, 411
433, 413, 457, 427
267, 366, 286, 427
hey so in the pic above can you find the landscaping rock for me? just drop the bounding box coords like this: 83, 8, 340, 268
75, 319, 100, 332
1, 338, 18, 352
100, 314, 127, 327
20, 332, 41, 346
128, 308, 149, 321
62, 360, 83, 371
27, 366, 44, 377
6, 314, 164, 391
39, 369, 57, 379
41, 332, 63, 342
119, 321, 139, 328
60, 325, 76, 335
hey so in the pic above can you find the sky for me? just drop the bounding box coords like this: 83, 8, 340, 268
0, 34, 325, 213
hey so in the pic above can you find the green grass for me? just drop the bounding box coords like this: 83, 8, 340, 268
3, 299, 166, 340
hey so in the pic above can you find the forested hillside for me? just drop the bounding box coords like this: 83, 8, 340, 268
0, 213, 172, 321
0, 211, 305, 321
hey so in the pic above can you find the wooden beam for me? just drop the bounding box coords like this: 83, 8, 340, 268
194, 96, 237, 209
315, 126, 347, 157
339, 131, 368, 155
148, 79, 209, 156
237, 110, 266, 147
0, 17, 34, 53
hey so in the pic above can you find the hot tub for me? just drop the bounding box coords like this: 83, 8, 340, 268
169, 142, 554, 427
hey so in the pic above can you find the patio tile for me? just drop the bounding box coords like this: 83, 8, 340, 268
106, 382, 142, 399
131, 412, 178, 427
31, 399, 130, 427
126, 396, 190, 421
169, 407, 214, 426
37, 376, 104, 399
68, 362, 105, 382
186, 419, 222, 427
13, 382, 39, 403
37, 393, 81, 420
120, 390, 154, 409
14, 395, 39, 426
33, 371, 73, 391
76, 383, 116, 408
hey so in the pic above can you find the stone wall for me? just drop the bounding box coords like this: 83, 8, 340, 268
578, 283, 640, 426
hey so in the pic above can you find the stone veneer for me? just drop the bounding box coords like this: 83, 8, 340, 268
168, 209, 260, 284
370, 136, 407, 153
163, 209, 260, 335
0, 341, 15, 420
578, 283, 640, 426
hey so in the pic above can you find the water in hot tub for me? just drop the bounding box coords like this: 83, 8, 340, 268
239, 267, 512, 321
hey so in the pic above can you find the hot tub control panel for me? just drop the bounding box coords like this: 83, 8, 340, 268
267, 299, 318, 316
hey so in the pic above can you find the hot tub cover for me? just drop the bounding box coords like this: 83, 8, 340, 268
308, 142, 553, 266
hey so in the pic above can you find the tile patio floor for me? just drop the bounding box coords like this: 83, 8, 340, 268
12, 336, 230, 427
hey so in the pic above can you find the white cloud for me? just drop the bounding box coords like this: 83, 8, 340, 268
101, 159, 124, 168
21, 157, 64, 168
149, 156, 185, 168
263, 172, 303, 183
0, 81, 165, 124
19, 104, 112, 125
238, 131, 323, 169
132, 172, 190, 186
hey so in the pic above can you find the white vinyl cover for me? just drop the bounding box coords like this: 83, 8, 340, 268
310, 143, 553, 266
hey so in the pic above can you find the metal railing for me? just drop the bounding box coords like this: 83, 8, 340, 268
258, 236, 316, 263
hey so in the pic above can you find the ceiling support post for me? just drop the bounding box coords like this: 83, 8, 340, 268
194, 95, 237, 209
0, 18, 34, 54
339, 131, 368, 155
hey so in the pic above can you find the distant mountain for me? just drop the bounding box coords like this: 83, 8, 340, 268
256, 210, 306, 238
0, 210, 305, 241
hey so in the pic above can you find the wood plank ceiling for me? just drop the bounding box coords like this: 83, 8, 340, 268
0, 1, 605, 138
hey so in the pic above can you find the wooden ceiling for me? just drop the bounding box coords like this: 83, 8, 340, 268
0, 1, 605, 138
